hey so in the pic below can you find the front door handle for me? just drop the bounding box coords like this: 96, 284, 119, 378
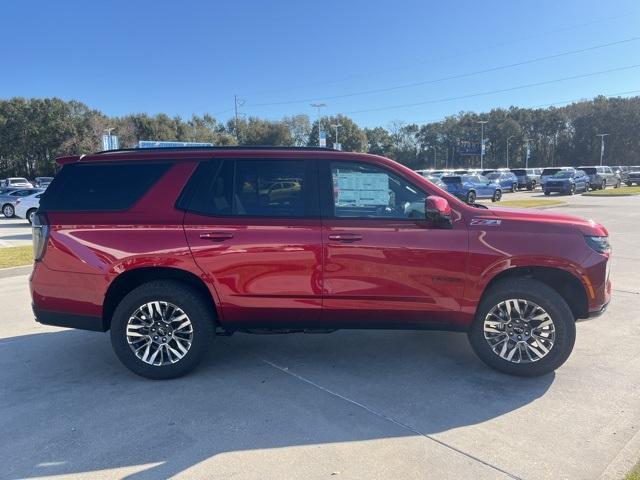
328, 233, 363, 242
199, 231, 234, 241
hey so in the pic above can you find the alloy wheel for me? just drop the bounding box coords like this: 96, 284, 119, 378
3, 205, 14, 217
126, 301, 194, 366
483, 299, 556, 363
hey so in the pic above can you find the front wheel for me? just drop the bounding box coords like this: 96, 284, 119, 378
627, 181, 633, 187
110, 280, 215, 379
601, 180, 606, 190
544, 190, 551, 196
468, 278, 576, 376
2, 204, 15, 218
569, 184, 576, 195
492, 189, 502, 202
511, 183, 517, 193
26, 208, 37, 224
466, 190, 476, 204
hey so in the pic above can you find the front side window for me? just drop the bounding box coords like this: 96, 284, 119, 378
329, 162, 426, 219
188, 159, 312, 218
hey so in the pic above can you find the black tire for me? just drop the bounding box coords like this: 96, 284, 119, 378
110, 280, 215, 379
492, 189, 502, 202
468, 278, 576, 376
627, 181, 633, 187
466, 190, 476, 204
511, 183, 517, 193
527, 182, 534, 191
569, 184, 576, 195
601, 180, 606, 190
544, 190, 551, 196
2, 203, 14, 218
585, 182, 590, 192
26, 208, 37, 224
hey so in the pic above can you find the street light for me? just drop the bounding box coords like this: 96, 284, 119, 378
477, 121, 488, 169
596, 133, 610, 166
331, 124, 343, 150
506, 135, 515, 168
311, 103, 327, 147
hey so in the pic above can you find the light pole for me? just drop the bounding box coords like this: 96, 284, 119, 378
432, 145, 437, 168
477, 121, 488, 169
596, 133, 610, 166
331, 124, 342, 150
506, 135, 515, 168
311, 103, 327, 146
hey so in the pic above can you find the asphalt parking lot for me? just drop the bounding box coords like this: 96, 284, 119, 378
0, 217, 32, 247
1, 191, 639, 480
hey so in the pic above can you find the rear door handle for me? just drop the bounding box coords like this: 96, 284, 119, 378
199, 231, 234, 241
328, 233, 363, 242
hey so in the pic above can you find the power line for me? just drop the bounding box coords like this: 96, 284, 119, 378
344, 64, 640, 115
244, 35, 640, 108
241, 9, 638, 98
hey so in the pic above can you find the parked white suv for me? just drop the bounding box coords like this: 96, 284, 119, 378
2, 177, 34, 189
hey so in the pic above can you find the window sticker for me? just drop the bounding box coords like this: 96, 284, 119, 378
335, 172, 389, 206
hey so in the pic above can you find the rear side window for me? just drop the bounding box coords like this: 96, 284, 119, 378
186, 159, 316, 218
40, 162, 171, 211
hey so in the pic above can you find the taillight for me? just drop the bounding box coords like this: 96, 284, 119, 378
32, 213, 49, 261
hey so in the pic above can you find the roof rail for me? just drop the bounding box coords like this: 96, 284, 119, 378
93, 145, 338, 155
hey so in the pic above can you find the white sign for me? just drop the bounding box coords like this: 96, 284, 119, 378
336, 172, 389, 206
102, 134, 119, 150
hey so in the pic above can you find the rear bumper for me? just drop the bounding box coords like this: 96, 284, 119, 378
33, 305, 108, 332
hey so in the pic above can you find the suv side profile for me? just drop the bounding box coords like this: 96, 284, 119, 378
31, 147, 611, 379
579, 166, 621, 190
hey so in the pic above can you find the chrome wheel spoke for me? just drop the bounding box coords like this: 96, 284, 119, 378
126, 301, 194, 367
484, 298, 555, 364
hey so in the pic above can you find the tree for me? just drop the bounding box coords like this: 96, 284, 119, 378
365, 127, 393, 156
308, 114, 367, 152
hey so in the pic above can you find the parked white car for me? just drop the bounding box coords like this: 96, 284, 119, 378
14, 191, 43, 224
1, 177, 34, 189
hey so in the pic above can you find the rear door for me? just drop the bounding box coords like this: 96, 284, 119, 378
319, 159, 468, 327
183, 158, 323, 326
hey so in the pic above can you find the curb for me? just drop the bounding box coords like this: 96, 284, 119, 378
599, 427, 640, 480
0, 265, 32, 279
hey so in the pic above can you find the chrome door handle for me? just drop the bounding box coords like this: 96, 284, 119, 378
199, 231, 234, 241
328, 233, 363, 242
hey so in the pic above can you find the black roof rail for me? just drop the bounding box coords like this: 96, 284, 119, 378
93, 145, 339, 155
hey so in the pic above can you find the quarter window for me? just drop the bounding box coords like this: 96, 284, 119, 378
329, 162, 426, 219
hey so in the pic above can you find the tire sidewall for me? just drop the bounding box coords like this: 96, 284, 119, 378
110, 281, 214, 379
468, 279, 576, 376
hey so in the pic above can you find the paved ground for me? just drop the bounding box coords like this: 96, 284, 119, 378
1, 192, 639, 480
0, 216, 32, 247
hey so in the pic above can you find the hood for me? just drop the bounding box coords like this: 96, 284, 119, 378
484, 206, 608, 236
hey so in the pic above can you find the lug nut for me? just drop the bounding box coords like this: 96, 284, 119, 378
517, 335, 522, 340
154, 336, 158, 340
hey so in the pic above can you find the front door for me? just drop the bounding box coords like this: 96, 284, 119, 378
320, 160, 468, 327
183, 158, 322, 326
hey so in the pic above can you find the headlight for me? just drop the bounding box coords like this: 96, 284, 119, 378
585, 235, 610, 254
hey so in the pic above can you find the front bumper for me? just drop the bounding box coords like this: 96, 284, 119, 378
545, 184, 573, 193
582, 300, 610, 320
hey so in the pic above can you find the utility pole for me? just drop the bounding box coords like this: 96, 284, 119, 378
524, 138, 531, 169
311, 103, 327, 146
432, 146, 437, 168
234, 95, 245, 142
331, 123, 342, 150
477, 121, 488, 170
506, 135, 515, 168
596, 133, 610, 166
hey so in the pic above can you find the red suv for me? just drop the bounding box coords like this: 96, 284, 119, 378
30, 147, 611, 379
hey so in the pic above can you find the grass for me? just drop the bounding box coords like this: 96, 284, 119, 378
0, 245, 33, 269
626, 462, 640, 480
583, 186, 640, 196
482, 199, 566, 208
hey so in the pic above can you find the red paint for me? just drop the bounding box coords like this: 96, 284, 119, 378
30, 148, 611, 331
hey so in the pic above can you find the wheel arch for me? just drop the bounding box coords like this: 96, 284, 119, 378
480, 266, 589, 321
103, 267, 220, 329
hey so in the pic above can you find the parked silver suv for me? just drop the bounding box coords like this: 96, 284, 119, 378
578, 166, 621, 190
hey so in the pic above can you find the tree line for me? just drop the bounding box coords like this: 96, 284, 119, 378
1, 95, 639, 178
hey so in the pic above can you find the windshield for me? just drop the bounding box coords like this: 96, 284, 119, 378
9, 178, 28, 184
442, 176, 461, 184
486, 172, 500, 179
553, 171, 574, 178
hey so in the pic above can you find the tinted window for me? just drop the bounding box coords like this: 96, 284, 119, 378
511, 169, 526, 175
542, 168, 560, 176
330, 162, 426, 219
582, 167, 597, 174
442, 176, 462, 184
40, 162, 171, 211
188, 159, 312, 218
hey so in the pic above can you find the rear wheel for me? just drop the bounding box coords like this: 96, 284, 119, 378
627, 181, 633, 186
466, 190, 476, 204
26, 208, 37, 224
544, 190, 551, 196
601, 179, 606, 190
110, 280, 215, 379
511, 183, 517, 193
569, 184, 576, 195
492, 189, 502, 202
2, 204, 15, 218
468, 278, 576, 376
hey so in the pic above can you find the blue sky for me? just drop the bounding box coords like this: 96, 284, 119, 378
2, 0, 639, 127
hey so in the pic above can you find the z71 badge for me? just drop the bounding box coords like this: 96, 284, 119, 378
470, 218, 502, 226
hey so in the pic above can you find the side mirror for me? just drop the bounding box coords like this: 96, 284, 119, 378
425, 195, 452, 228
